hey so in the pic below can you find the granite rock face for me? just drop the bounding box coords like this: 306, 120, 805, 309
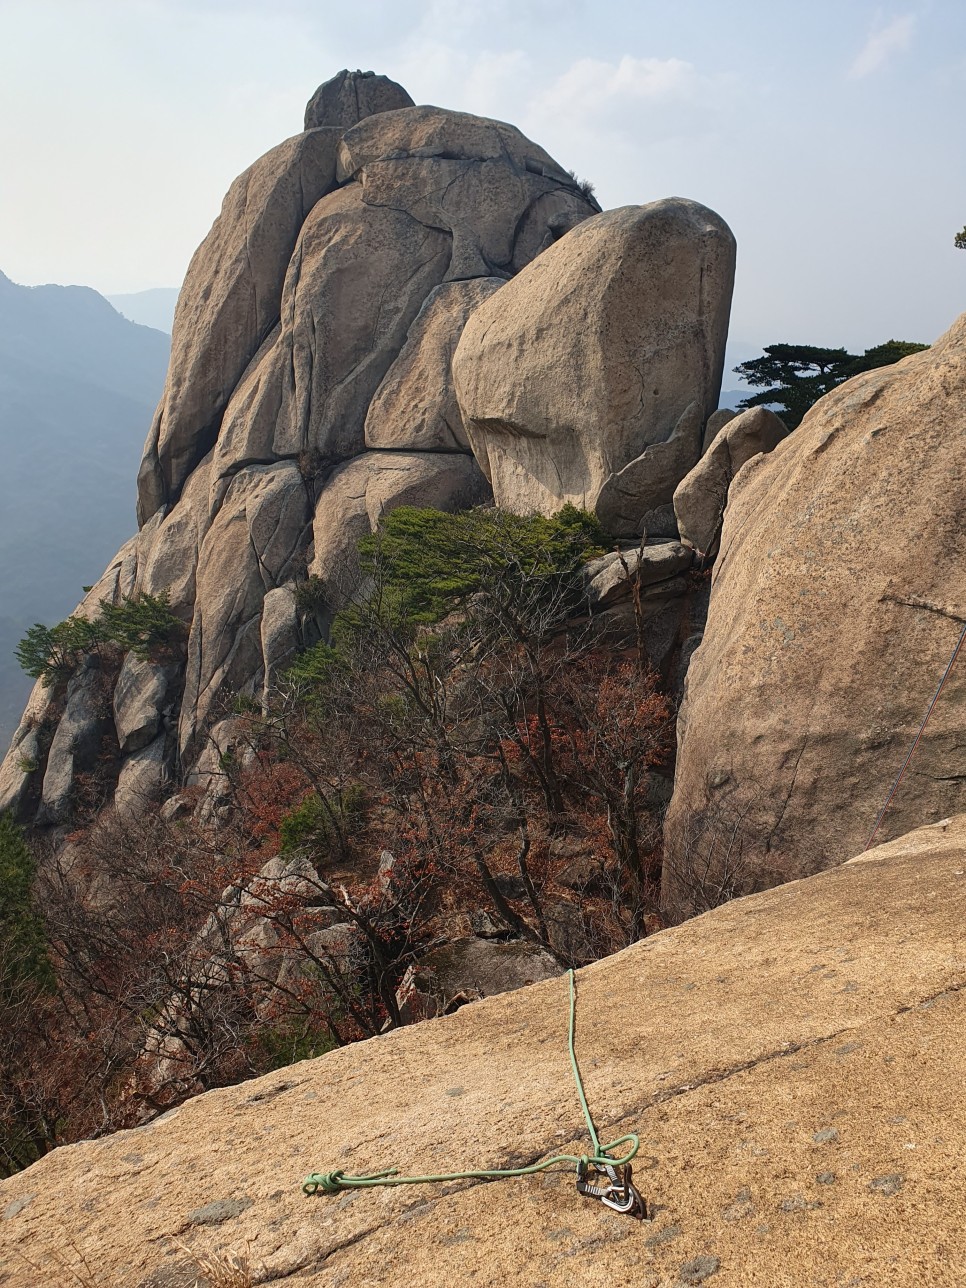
137, 128, 342, 522
365, 278, 505, 452
663, 324, 966, 919
303, 68, 414, 130
453, 200, 736, 530
3, 817, 965, 1286
673, 405, 788, 559
1, 72, 607, 806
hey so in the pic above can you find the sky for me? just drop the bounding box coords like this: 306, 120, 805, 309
2, 0, 965, 359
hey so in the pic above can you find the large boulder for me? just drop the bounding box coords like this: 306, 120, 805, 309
303, 69, 414, 130
1, 77, 646, 826
135, 451, 214, 616
3, 816, 966, 1286
179, 462, 311, 755
0, 680, 55, 815
39, 659, 110, 824
113, 734, 170, 818
336, 105, 577, 186
112, 654, 171, 754
584, 540, 693, 609
663, 323, 966, 919
453, 200, 736, 530
673, 405, 788, 558
269, 185, 452, 463
395, 935, 562, 1022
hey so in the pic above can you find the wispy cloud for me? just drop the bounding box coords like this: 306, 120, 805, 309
533, 55, 706, 119
523, 54, 736, 156
848, 14, 916, 79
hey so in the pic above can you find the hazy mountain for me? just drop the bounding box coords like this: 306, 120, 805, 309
107, 287, 178, 334
0, 271, 170, 748
718, 388, 751, 409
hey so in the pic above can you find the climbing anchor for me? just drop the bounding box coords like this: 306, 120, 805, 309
303, 969, 650, 1220
576, 1158, 648, 1218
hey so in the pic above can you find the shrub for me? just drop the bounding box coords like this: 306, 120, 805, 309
279, 785, 367, 861
16, 591, 183, 685
281, 641, 344, 697
249, 1018, 338, 1072
97, 591, 183, 659
0, 813, 51, 996
293, 576, 329, 617
567, 168, 596, 202
352, 503, 606, 625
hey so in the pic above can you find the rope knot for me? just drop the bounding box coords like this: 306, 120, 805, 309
303, 1170, 346, 1196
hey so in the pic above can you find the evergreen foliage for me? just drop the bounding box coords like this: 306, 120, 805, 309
279, 785, 367, 861
282, 641, 344, 701
735, 340, 929, 428
15, 617, 104, 685
15, 591, 182, 685
353, 503, 606, 625
97, 591, 182, 659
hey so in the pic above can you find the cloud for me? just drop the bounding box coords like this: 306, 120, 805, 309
848, 14, 916, 79
533, 55, 706, 120
523, 54, 735, 157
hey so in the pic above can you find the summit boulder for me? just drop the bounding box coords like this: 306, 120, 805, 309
452, 200, 736, 531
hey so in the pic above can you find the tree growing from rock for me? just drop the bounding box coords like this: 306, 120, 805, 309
735, 340, 929, 428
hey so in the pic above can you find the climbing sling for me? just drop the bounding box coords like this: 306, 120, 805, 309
302, 968, 647, 1218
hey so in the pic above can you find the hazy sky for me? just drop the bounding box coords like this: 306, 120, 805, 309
2, 0, 965, 355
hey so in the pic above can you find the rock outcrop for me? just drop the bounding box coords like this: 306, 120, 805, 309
136, 127, 343, 521
3, 816, 965, 1286
1, 70, 608, 802
673, 406, 788, 559
303, 69, 414, 130
453, 200, 736, 531
663, 323, 966, 919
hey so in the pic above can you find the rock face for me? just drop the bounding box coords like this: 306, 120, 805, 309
584, 541, 693, 609
137, 127, 342, 521
38, 660, 109, 824
365, 279, 504, 452
673, 406, 788, 559
3, 816, 965, 1286
396, 935, 562, 1022
1, 72, 609, 802
303, 69, 414, 130
453, 200, 736, 531
663, 324, 966, 919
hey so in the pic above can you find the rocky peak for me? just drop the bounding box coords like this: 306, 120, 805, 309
303, 68, 414, 130
1, 70, 741, 845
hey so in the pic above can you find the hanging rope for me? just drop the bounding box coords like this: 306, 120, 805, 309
302, 968, 641, 1202
864, 618, 966, 851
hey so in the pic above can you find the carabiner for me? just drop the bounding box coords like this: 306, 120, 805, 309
576, 1160, 648, 1219
600, 1176, 648, 1219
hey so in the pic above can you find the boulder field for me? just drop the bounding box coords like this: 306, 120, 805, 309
663, 315, 966, 919
2, 816, 965, 1287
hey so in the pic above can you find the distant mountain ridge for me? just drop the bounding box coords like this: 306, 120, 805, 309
106, 287, 178, 334
0, 271, 170, 747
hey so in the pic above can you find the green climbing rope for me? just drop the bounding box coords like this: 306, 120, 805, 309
302, 968, 639, 1198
